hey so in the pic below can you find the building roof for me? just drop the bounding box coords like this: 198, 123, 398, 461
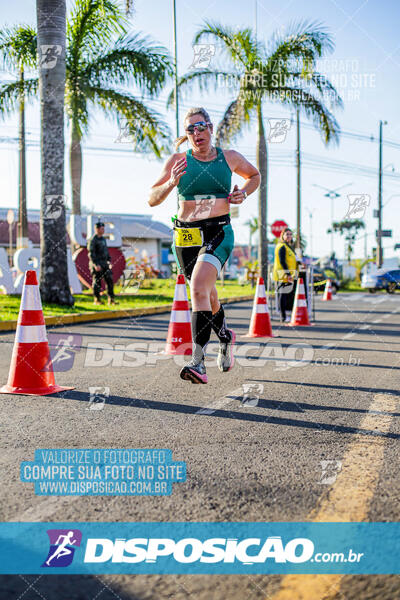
122, 220, 172, 241
0, 209, 172, 245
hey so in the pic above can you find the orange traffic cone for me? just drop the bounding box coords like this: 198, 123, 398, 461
322, 278, 333, 301
242, 277, 275, 338
288, 277, 311, 327
0, 270, 74, 395
163, 274, 192, 355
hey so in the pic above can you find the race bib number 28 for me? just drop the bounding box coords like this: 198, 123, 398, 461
174, 227, 203, 247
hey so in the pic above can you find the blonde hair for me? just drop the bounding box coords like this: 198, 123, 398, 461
174, 107, 212, 150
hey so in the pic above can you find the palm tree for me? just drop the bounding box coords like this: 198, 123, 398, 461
36, 0, 73, 304
2, 0, 172, 215
328, 219, 365, 263
172, 21, 342, 282
244, 216, 258, 260
66, 0, 172, 214
0, 25, 37, 246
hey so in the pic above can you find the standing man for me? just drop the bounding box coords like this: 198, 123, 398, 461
88, 221, 116, 305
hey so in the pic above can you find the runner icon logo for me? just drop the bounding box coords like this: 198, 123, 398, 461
42, 529, 82, 567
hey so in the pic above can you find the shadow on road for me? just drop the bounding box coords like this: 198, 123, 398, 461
57, 390, 400, 440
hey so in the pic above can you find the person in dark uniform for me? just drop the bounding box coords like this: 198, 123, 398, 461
88, 221, 116, 305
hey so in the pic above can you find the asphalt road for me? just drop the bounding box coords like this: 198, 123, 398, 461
0, 291, 399, 599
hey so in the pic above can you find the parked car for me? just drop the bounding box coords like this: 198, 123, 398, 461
313, 267, 340, 293
361, 268, 400, 293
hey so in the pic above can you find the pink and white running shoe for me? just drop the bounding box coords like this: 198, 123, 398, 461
180, 358, 208, 384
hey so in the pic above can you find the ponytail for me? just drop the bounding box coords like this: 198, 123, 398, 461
175, 134, 188, 150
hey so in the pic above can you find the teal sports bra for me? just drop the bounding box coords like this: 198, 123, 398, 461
177, 147, 232, 202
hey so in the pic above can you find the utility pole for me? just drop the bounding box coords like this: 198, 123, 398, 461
18, 67, 28, 248
296, 109, 301, 254
377, 120, 387, 268
173, 0, 179, 209
173, 0, 179, 140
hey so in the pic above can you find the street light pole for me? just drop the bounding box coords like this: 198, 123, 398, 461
173, 0, 179, 209
312, 183, 353, 256
296, 109, 301, 254
173, 0, 179, 140
377, 120, 387, 268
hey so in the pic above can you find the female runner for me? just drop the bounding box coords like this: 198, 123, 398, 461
149, 107, 260, 383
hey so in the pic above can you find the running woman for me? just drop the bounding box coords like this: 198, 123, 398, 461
149, 107, 260, 383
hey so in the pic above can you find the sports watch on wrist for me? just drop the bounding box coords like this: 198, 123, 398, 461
241, 190, 248, 199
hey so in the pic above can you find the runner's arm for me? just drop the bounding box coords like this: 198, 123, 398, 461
148, 153, 186, 207
225, 150, 261, 197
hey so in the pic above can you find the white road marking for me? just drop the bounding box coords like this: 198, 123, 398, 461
196, 387, 244, 415
269, 393, 397, 600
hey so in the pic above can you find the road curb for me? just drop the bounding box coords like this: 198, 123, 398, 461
0, 295, 254, 332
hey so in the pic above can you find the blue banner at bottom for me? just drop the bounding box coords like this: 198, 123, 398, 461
0, 522, 398, 574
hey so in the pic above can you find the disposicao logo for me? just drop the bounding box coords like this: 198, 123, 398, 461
83, 536, 314, 564
42, 529, 82, 567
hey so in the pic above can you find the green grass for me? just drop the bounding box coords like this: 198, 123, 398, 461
0, 279, 253, 321
337, 280, 363, 292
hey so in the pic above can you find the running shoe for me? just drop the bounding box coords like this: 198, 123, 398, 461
217, 329, 236, 373
180, 358, 208, 384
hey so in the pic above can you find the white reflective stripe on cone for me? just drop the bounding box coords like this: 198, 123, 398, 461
20, 284, 42, 311
257, 287, 266, 298
174, 285, 188, 301
171, 310, 191, 323
15, 324, 48, 343
296, 300, 307, 308
256, 305, 268, 313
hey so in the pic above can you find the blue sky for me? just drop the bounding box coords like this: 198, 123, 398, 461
1, 0, 400, 259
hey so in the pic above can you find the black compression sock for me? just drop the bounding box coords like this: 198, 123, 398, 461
211, 305, 231, 343
191, 310, 213, 362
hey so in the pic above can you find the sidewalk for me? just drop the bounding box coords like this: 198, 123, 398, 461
0, 294, 254, 332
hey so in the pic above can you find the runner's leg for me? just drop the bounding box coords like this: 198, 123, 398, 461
210, 287, 231, 343
190, 261, 217, 361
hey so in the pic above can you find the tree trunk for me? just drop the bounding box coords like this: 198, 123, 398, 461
70, 123, 82, 215
37, 0, 74, 305
256, 103, 268, 283
18, 67, 28, 247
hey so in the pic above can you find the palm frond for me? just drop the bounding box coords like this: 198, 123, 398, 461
166, 68, 237, 108
269, 85, 340, 144
82, 32, 172, 95
269, 20, 334, 59
67, 0, 127, 71
0, 25, 37, 70
86, 85, 172, 156
266, 20, 335, 85
0, 78, 38, 116
194, 21, 259, 68
290, 71, 343, 109
215, 92, 253, 146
